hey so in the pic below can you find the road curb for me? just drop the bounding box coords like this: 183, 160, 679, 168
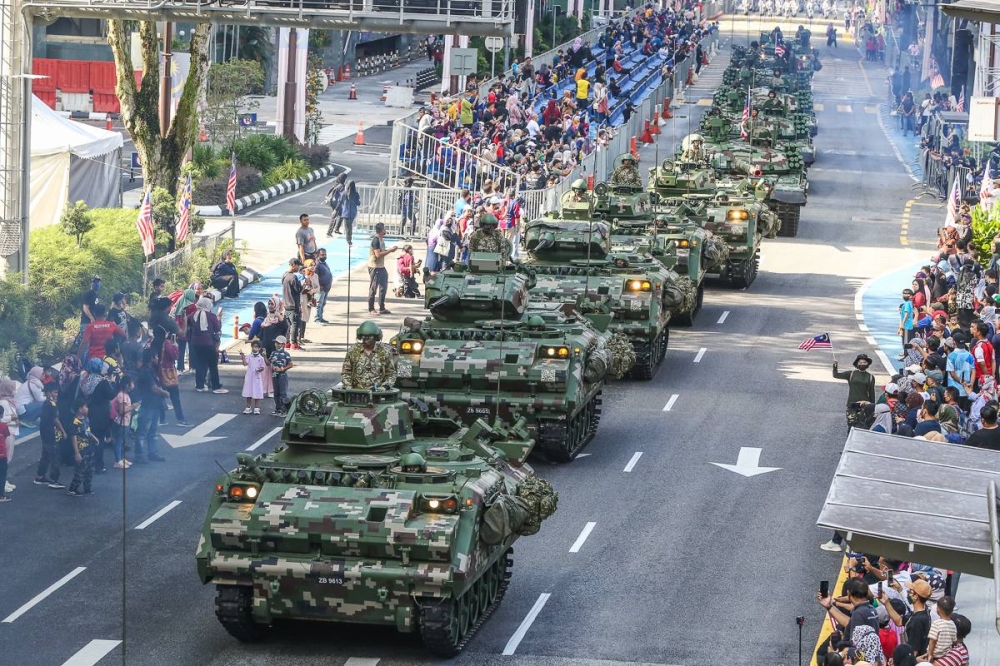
195, 164, 341, 217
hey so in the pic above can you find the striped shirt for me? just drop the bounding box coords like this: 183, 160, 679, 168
934, 643, 969, 666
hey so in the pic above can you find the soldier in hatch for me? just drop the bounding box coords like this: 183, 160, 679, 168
399, 452, 427, 473
771, 68, 784, 88
568, 178, 590, 202
609, 154, 643, 189
341, 321, 397, 390
762, 89, 784, 111
680, 135, 706, 163
467, 212, 512, 263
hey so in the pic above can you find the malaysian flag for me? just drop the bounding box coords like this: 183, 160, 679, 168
798, 333, 833, 351
945, 176, 961, 226
774, 38, 786, 58
226, 152, 237, 214
740, 85, 751, 141
980, 160, 993, 211
136, 189, 156, 257
176, 174, 192, 244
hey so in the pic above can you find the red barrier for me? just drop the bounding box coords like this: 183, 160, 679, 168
650, 107, 662, 135
640, 120, 654, 144
662, 97, 673, 119
630, 136, 639, 159
587, 174, 595, 190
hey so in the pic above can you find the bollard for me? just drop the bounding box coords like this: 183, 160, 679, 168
587, 173, 595, 190
349, 83, 357, 100
105, 113, 113, 131
380, 84, 388, 102
651, 107, 662, 133
630, 136, 639, 159
233, 315, 239, 340
344, 63, 351, 79
641, 120, 654, 144
662, 97, 673, 119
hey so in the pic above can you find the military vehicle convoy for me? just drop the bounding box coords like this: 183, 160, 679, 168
197, 386, 557, 656
390, 252, 614, 462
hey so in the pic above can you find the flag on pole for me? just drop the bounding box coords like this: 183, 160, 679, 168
945, 177, 961, 227
226, 152, 237, 214
176, 174, 192, 244
774, 38, 786, 58
740, 85, 751, 141
980, 160, 993, 211
798, 333, 833, 351
957, 87, 965, 112
136, 189, 156, 257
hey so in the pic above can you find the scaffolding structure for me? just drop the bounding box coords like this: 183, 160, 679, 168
974, 22, 1000, 98
0, 0, 29, 280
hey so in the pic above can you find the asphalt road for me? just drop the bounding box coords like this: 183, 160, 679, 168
0, 20, 937, 666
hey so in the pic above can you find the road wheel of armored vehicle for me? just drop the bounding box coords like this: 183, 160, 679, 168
629, 331, 667, 380
673, 285, 704, 327
215, 585, 267, 642
729, 254, 759, 289
421, 549, 513, 657
539, 391, 603, 462
773, 202, 801, 237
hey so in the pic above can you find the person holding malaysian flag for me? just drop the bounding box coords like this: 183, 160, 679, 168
833, 349, 877, 432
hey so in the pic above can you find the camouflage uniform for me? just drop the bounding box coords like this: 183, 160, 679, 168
609, 164, 643, 188
342, 342, 398, 389
681, 147, 705, 162
468, 229, 512, 263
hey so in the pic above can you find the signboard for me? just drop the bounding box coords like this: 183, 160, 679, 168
131, 152, 141, 169
239, 113, 258, 128
484, 36, 504, 53
969, 96, 1000, 142
450, 47, 478, 76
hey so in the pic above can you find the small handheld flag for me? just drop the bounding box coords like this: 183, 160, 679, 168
980, 161, 993, 211
799, 333, 833, 351
136, 189, 155, 257
176, 174, 192, 244
226, 152, 237, 214
944, 177, 961, 227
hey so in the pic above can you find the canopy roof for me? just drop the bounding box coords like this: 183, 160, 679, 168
31, 95, 123, 159
941, 0, 1000, 23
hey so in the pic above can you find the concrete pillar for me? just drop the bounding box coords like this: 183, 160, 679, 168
576, 0, 584, 27
525, 0, 535, 58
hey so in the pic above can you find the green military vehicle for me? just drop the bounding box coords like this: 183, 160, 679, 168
646, 157, 717, 199
196, 386, 557, 656
525, 186, 687, 375
391, 252, 615, 462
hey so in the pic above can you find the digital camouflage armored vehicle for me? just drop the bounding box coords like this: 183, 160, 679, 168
196, 386, 557, 657
526, 188, 687, 376
647, 157, 717, 199
710, 142, 808, 237
390, 252, 614, 462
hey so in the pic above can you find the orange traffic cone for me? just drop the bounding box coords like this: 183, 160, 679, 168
344, 64, 352, 80
687, 68, 695, 86
348, 83, 357, 100
650, 109, 662, 134
105, 113, 113, 131
630, 136, 640, 160
337, 66, 344, 82
380, 84, 388, 102
641, 120, 654, 144
354, 123, 366, 145
662, 97, 673, 119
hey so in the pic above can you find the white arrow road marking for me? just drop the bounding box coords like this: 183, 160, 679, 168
717, 310, 730, 324
502, 593, 551, 655
246, 426, 283, 452
161, 413, 237, 449
710, 447, 782, 478
3, 567, 87, 623
569, 522, 597, 553
344, 659, 380, 666
60, 640, 121, 666
693, 348, 707, 363
623, 452, 643, 472
663, 394, 679, 412
134, 500, 182, 530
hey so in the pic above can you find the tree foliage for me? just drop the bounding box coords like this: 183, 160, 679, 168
204, 59, 266, 151
59, 200, 94, 247
305, 55, 325, 147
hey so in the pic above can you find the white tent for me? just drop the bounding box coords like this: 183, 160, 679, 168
30, 95, 123, 230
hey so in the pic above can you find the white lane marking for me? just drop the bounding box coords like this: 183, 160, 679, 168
875, 349, 897, 376
569, 522, 597, 553
717, 310, 730, 324
693, 348, 707, 363
344, 659, 380, 666
134, 500, 183, 530
246, 426, 283, 452
855, 313, 865, 320
662, 394, 679, 412
865, 336, 877, 346
60, 640, 122, 666
502, 592, 552, 655
244, 163, 352, 216
858, 323, 869, 331
2, 567, 87, 623
623, 452, 643, 473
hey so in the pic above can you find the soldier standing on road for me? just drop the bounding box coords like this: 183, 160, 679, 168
341, 321, 397, 390
368, 223, 398, 316
468, 213, 511, 264
833, 353, 876, 431
609, 154, 643, 189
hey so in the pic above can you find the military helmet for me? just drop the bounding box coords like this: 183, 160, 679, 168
479, 212, 499, 227
357, 320, 382, 341
400, 452, 427, 472
571, 178, 588, 191
621, 154, 637, 164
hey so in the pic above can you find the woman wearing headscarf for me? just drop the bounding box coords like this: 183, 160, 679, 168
187, 297, 226, 393
339, 181, 361, 246
849, 624, 885, 664
173, 287, 198, 373
14, 366, 45, 424
81, 358, 116, 475
956, 258, 979, 329
57, 355, 83, 445
542, 99, 561, 126
426, 217, 446, 274
247, 301, 268, 341
506, 94, 524, 128
158, 335, 190, 427
869, 403, 893, 434
438, 216, 461, 271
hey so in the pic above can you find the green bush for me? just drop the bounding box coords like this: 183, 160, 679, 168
233, 134, 299, 174
193, 165, 263, 206
263, 158, 311, 187
298, 143, 331, 169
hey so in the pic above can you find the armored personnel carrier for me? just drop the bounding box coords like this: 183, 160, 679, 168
647, 157, 717, 199
391, 252, 613, 462
526, 187, 687, 375
196, 387, 557, 657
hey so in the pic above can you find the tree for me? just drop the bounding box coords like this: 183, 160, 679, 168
305, 55, 325, 147
107, 21, 211, 203
59, 201, 93, 247
203, 59, 266, 151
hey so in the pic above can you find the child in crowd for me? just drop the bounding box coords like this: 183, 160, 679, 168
926, 595, 957, 660
240, 340, 267, 415
68, 400, 99, 497
111, 376, 137, 469
269, 336, 294, 417
35, 381, 67, 487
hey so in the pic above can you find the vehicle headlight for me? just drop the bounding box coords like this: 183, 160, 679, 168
399, 340, 424, 354
227, 483, 261, 503
727, 209, 749, 221
419, 495, 459, 514
540, 346, 571, 359
625, 279, 653, 292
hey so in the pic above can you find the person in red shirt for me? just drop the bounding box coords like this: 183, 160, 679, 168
970, 319, 996, 390
78, 304, 126, 362
395, 245, 421, 299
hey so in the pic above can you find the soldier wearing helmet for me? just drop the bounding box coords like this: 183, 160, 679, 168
609, 153, 643, 189
399, 452, 427, 473
341, 320, 397, 390
468, 212, 512, 263
680, 134, 706, 163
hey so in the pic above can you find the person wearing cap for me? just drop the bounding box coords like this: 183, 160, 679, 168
833, 353, 876, 431
108, 292, 132, 340
368, 222, 398, 316
268, 335, 294, 417
895, 577, 933, 657
282, 258, 305, 349
897, 288, 915, 360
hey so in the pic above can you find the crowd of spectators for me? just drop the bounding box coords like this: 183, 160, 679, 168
400, 4, 718, 195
